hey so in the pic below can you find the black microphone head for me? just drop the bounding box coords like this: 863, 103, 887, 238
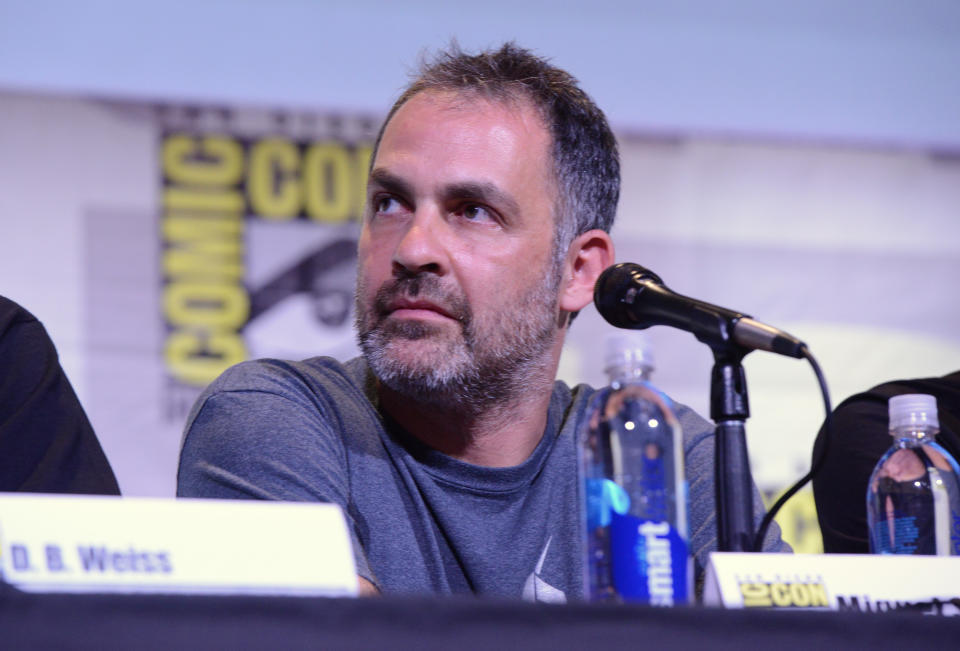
594, 263, 664, 329
594, 262, 804, 356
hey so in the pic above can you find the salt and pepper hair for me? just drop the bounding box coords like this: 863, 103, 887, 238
371, 42, 620, 257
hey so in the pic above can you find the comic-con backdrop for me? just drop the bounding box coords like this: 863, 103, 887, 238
3, 91, 960, 553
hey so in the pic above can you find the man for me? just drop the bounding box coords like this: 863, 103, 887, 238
178, 43, 787, 600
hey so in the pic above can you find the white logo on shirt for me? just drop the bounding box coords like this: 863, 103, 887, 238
521, 536, 566, 604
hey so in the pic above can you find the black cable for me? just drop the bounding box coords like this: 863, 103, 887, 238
752, 345, 832, 552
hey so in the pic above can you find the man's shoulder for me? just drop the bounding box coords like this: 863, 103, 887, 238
182, 356, 376, 441
0, 295, 36, 329
206, 356, 369, 397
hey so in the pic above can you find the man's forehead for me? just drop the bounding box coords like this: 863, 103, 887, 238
370, 89, 558, 218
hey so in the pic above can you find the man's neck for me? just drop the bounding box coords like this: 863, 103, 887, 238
377, 371, 557, 468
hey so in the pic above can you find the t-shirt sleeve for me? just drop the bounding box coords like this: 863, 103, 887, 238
176, 364, 376, 585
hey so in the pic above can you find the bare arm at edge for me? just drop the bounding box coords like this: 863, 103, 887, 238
358, 576, 380, 596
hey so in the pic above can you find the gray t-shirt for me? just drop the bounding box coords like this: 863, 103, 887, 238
177, 356, 787, 601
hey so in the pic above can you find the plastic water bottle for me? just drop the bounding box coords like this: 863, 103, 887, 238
579, 332, 690, 605
867, 394, 960, 555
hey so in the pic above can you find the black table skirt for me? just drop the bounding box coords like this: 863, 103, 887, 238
2, 584, 958, 650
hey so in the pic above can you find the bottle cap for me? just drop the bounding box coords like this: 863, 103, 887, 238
888, 393, 939, 432
603, 331, 655, 377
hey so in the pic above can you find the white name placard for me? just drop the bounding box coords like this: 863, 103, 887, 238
704, 552, 960, 615
0, 494, 357, 596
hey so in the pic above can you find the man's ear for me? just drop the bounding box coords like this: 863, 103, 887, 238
559, 229, 615, 313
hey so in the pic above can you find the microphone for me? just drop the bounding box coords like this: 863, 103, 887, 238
594, 263, 806, 359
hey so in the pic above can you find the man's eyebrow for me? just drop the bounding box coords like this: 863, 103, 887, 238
442, 181, 520, 216
369, 170, 522, 217
368, 169, 414, 198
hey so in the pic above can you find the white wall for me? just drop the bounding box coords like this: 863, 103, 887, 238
1, 0, 958, 147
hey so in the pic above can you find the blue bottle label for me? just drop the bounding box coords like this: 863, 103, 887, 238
871, 514, 923, 554
609, 511, 688, 605
585, 478, 630, 530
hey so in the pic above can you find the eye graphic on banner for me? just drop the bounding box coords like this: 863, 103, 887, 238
157, 108, 375, 422
248, 238, 358, 328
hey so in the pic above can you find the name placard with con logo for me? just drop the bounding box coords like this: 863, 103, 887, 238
0, 494, 357, 596
704, 552, 960, 615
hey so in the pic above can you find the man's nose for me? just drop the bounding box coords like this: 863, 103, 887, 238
392, 209, 448, 276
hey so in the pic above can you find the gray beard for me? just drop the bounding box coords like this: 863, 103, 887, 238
355, 267, 561, 414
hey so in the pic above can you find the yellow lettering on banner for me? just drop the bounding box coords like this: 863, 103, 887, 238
740, 580, 831, 608
739, 582, 772, 607
303, 143, 351, 222
807, 582, 829, 607
163, 216, 244, 279
248, 139, 301, 219
770, 582, 792, 607
164, 215, 243, 241
162, 135, 244, 186
164, 187, 245, 213
789, 583, 811, 607
165, 331, 247, 386
161, 133, 250, 389
164, 282, 249, 329
353, 144, 373, 218
164, 250, 243, 280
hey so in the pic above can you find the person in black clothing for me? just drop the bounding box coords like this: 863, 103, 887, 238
0, 296, 120, 494
812, 370, 960, 553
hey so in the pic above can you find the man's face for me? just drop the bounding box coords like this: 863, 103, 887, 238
355, 90, 563, 409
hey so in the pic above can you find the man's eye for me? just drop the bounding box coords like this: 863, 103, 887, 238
374, 196, 404, 215
460, 204, 495, 223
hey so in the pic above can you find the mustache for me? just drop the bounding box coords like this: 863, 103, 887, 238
372, 274, 471, 324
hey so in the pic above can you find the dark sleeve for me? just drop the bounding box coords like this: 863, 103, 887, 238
811, 392, 892, 553
0, 297, 120, 494
176, 365, 375, 584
